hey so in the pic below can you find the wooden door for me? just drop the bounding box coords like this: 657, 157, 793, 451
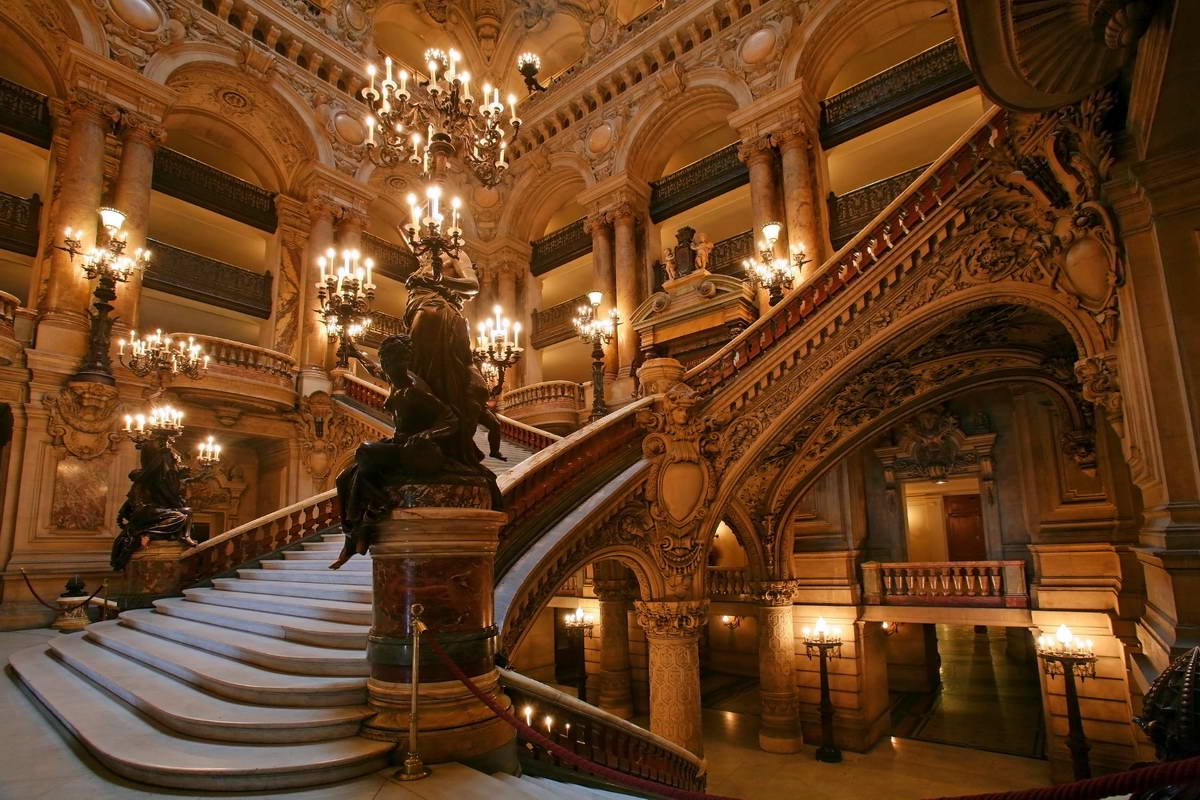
943, 494, 986, 561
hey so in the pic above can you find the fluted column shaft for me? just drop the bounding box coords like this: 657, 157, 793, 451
586, 212, 618, 376
755, 582, 802, 753
111, 118, 165, 329
635, 600, 707, 756
594, 578, 635, 719
774, 125, 823, 279
611, 206, 641, 379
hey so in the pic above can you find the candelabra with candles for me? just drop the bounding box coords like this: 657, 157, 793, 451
118, 329, 209, 401
802, 617, 844, 763
573, 292, 620, 422
517, 52, 546, 92
562, 607, 595, 702
1036, 624, 1098, 780
360, 48, 522, 186
880, 621, 901, 637
400, 186, 465, 280
742, 221, 809, 306
473, 305, 522, 398
56, 207, 152, 384
317, 248, 376, 369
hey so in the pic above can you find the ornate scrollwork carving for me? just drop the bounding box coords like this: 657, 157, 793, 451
634, 599, 708, 639
751, 580, 797, 606
43, 382, 123, 460
290, 391, 366, 482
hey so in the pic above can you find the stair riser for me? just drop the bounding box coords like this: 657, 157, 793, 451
282, 551, 368, 563
212, 579, 372, 604
100, 754, 390, 793
183, 590, 372, 625
236, 569, 373, 587
158, 602, 367, 649
119, 617, 369, 678
261, 560, 370, 572
50, 647, 363, 744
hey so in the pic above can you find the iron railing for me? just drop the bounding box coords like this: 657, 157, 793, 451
145, 238, 273, 318
531, 218, 589, 276
828, 164, 929, 250
152, 148, 278, 232
0, 76, 51, 147
649, 142, 748, 223
0, 191, 40, 256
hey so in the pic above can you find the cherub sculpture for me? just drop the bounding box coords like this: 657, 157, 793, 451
692, 232, 714, 270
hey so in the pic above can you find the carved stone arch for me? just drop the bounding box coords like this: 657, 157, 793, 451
0, 0, 97, 94
613, 85, 744, 182
498, 159, 592, 240
712, 497, 770, 581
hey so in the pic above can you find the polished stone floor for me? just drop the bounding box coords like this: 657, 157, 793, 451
1, 628, 1052, 799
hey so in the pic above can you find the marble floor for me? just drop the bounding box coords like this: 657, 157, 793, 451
2, 628, 1052, 800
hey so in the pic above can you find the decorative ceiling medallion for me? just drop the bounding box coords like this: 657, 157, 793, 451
219, 89, 251, 111
109, 0, 163, 32
739, 28, 777, 65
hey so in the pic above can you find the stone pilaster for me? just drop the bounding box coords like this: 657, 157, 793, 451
299, 197, 337, 388
635, 599, 707, 755
594, 576, 636, 719
754, 581, 802, 753
272, 195, 311, 360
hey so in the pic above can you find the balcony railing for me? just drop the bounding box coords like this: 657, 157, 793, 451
861, 560, 1029, 608
0, 76, 52, 148
501, 380, 586, 414
531, 294, 587, 349
361, 233, 418, 282
0, 290, 19, 338
168, 333, 295, 385
709, 567, 752, 600
531, 217, 590, 276
828, 164, 929, 250
649, 142, 748, 223
0, 191, 40, 256
145, 238, 274, 319
500, 668, 706, 794
362, 308, 405, 347
152, 148, 278, 232
652, 229, 752, 291
820, 39, 975, 148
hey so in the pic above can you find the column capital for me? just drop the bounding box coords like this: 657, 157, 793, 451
335, 205, 369, 231
635, 599, 708, 640
64, 87, 119, 127
737, 133, 776, 165
305, 195, 341, 222
584, 210, 614, 235
116, 110, 167, 148
594, 577, 637, 602
276, 194, 311, 249
752, 580, 798, 607
770, 120, 812, 152
578, 173, 650, 217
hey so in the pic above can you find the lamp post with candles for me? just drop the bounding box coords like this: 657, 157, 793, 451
56, 207, 152, 385
742, 221, 808, 307
573, 291, 620, 422
562, 606, 595, 702
802, 617, 844, 763
1036, 624, 1098, 780
317, 248, 376, 369
118, 329, 209, 401
473, 305, 522, 398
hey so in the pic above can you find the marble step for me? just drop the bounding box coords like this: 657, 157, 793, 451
49, 634, 370, 743
236, 567, 373, 586
322, 532, 347, 542
528, 777, 635, 799
84, 621, 365, 706
183, 587, 372, 625
282, 549, 367, 563
260, 557, 371, 572
155, 597, 369, 648
10, 645, 390, 791
492, 773, 564, 800
211, 577, 372, 604
119, 610, 368, 677
301, 540, 343, 551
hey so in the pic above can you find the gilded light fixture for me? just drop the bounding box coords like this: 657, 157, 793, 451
573, 291, 620, 421
742, 222, 809, 306
317, 248, 376, 368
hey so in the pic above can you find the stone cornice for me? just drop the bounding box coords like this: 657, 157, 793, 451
295, 161, 376, 208
60, 42, 178, 119
579, 173, 651, 215
727, 80, 816, 139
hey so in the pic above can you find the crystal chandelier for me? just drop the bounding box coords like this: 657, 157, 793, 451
472, 305, 522, 395
361, 49, 522, 187
317, 248, 376, 368
742, 222, 809, 306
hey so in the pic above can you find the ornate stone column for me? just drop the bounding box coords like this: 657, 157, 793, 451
271, 196, 310, 359
521, 274, 543, 385
754, 581, 802, 753
772, 122, 823, 278
109, 113, 165, 330
364, 508, 515, 764
299, 198, 336, 382
585, 211, 618, 377
635, 599, 707, 755
593, 573, 636, 719
336, 206, 367, 251
611, 203, 642, 380
738, 134, 787, 258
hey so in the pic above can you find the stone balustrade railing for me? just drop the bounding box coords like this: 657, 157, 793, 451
499, 667, 706, 794
500, 381, 586, 414
530, 218, 590, 276
361, 233, 418, 282
179, 490, 340, 586
708, 567, 752, 600
0, 289, 19, 337
652, 228, 753, 290
861, 560, 1029, 608
531, 295, 588, 349
828, 164, 929, 250
362, 309, 405, 347
0, 191, 40, 256
168, 333, 296, 385
0, 75, 51, 147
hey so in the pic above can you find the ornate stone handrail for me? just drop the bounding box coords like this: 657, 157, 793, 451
820, 39, 976, 147
0, 191, 40, 257
0, 76, 51, 147
500, 381, 586, 413
861, 560, 1029, 608
145, 238, 274, 319
167, 333, 296, 384
0, 289, 19, 337
532, 294, 588, 349
362, 309, 405, 347
828, 164, 929, 250
499, 667, 706, 792
530, 217, 590, 276
152, 148, 278, 233
179, 490, 339, 586
361, 233, 418, 282
649, 142, 748, 223
686, 105, 1007, 395
708, 567, 752, 599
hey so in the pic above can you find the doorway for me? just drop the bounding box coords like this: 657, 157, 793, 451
553, 609, 586, 697
944, 494, 986, 560
902, 476, 989, 561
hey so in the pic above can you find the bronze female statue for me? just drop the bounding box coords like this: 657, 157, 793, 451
110, 437, 197, 570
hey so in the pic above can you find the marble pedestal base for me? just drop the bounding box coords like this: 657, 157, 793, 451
123, 540, 184, 606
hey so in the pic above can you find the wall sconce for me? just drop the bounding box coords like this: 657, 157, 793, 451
720, 615, 742, 631
881, 621, 901, 637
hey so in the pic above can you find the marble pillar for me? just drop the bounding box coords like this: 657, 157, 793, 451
336, 207, 366, 251
739, 134, 787, 314
773, 122, 823, 279
521, 275, 543, 385
585, 212, 618, 377
635, 599, 707, 756
593, 576, 635, 719
363, 508, 515, 764
110, 114, 165, 331
754, 581, 802, 753
300, 199, 335, 381
611, 204, 641, 380
40, 93, 111, 348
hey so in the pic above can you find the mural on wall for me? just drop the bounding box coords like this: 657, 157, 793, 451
50, 455, 109, 530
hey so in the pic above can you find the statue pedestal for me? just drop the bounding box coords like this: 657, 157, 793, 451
363, 507, 515, 766
123, 539, 185, 607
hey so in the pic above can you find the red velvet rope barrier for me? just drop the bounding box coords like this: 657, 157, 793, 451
923, 756, 1200, 800
420, 629, 743, 800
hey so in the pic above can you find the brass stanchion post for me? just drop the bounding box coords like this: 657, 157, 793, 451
393, 603, 431, 781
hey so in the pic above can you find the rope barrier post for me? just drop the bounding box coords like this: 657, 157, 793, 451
393, 602, 430, 782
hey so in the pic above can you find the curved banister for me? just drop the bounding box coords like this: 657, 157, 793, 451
167, 332, 296, 380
